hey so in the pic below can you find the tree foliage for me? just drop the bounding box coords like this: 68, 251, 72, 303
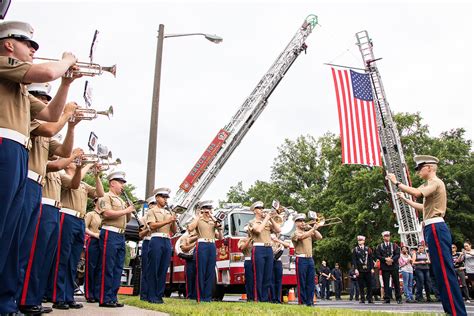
225, 112, 473, 269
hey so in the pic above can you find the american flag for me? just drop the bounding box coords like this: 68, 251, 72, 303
331, 68, 382, 167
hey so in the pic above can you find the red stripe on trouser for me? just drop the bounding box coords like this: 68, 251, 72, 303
296, 257, 301, 304
52, 213, 65, 302
185, 261, 188, 298
252, 247, 258, 302
85, 238, 91, 299
195, 242, 200, 302
100, 231, 109, 304
20, 204, 43, 305
431, 224, 457, 316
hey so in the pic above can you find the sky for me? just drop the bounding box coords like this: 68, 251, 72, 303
6, 0, 473, 203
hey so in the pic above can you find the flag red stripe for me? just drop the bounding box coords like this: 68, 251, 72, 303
331, 68, 381, 167
331, 68, 345, 164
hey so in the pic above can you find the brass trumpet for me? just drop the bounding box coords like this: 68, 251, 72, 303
305, 213, 342, 229
97, 158, 122, 171
34, 57, 117, 77
74, 151, 112, 165
70, 106, 113, 122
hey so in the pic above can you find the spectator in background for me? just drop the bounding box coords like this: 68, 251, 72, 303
319, 261, 331, 300
348, 265, 359, 301
332, 263, 343, 300
452, 244, 471, 303
463, 241, 474, 294
399, 246, 415, 303
412, 244, 433, 303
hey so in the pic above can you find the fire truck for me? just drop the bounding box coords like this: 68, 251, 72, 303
162, 15, 319, 298
165, 204, 298, 299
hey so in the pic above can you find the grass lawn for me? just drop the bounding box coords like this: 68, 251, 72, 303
119, 296, 439, 316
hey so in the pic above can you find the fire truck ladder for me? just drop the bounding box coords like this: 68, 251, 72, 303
355, 30, 422, 247
173, 15, 319, 223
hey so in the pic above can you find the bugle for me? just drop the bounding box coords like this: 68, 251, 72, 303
34, 57, 116, 77
97, 158, 121, 171
70, 106, 113, 122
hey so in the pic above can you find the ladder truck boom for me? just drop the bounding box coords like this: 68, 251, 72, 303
355, 30, 422, 247
172, 15, 318, 223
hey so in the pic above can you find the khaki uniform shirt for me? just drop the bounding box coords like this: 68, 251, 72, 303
195, 217, 216, 239
85, 211, 102, 235
43, 171, 61, 201
238, 238, 252, 257
28, 121, 61, 176
60, 174, 97, 215
292, 229, 313, 257
97, 192, 129, 229
139, 215, 151, 238
418, 176, 447, 220
146, 207, 173, 235
248, 219, 272, 244
0, 57, 46, 137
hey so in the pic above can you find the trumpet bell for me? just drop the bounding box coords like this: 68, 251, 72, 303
102, 64, 117, 77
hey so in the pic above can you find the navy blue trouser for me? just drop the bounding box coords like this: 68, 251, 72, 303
98, 229, 125, 304
296, 257, 315, 306
195, 241, 216, 302
320, 278, 330, 299
271, 260, 283, 303
85, 236, 101, 301
19, 203, 60, 306
185, 257, 196, 299
16, 179, 42, 304
140, 239, 150, 301
415, 268, 432, 300
251, 246, 273, 302
424, 222, 467, 316
51, 213, 85, 303
244, 259, 254, 301
0, 139, 28, 313
146, 237, 171, 303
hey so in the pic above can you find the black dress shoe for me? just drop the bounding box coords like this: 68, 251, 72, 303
52, 302, 69, 310
19, 305, 43, 314
99, 302, 117, 308
383, 300, 390, 304
114, 302, 124, 307
67, 301, 83, 309
359, 300, 365, 304
397, 299, 402, 304
86, 298, 97, 303
368, 300, 374, 304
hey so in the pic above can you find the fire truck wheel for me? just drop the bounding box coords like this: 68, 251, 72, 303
212, 277, 225, 301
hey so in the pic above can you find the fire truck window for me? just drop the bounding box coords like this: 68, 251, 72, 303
230, 213, 254, 237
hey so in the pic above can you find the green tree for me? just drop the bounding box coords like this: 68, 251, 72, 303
225, 112, 473, 267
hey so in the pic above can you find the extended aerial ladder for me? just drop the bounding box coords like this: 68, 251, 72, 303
172, 15, 319, 226
355, 31, 422, 247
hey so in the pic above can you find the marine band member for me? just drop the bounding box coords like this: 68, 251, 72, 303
84, 198, 102, 303
388, 155, 467, 315
188, 200, 223, 302
138, 196, 155, 302
97, 171, 134, 308
146, 187, 176, 304
292, 213, 322, 306
271, 233, 290, 304
180, 229, 198, 300
248, 201, 281, 302
238, 235, 253, 302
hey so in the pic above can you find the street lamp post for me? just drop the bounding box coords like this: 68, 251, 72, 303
145, 24, 223, 198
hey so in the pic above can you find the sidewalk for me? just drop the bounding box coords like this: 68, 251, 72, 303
43, 297, 168, 316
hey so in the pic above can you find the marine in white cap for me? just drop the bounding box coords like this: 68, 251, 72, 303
96, 170, 134, 308
387, 155, 467, 315
138, 196, 155, 301
246, 200, 281, 302
0, 20, 79, 314
291, 213, 322, 306
352, 234, 374, 303
187, 199, 223, 302
145, 187, 176, 304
